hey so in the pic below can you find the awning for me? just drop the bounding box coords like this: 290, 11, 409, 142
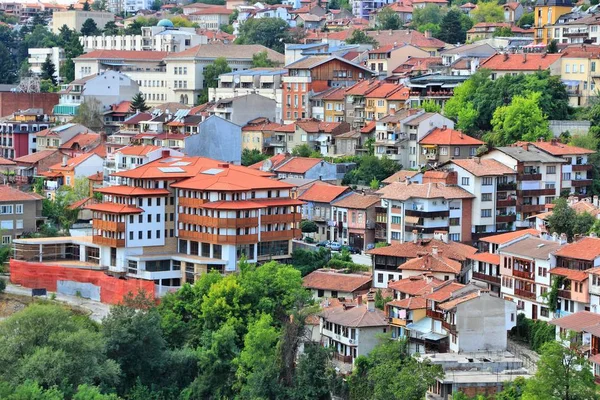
405, 215, 419, 224
421, 331, 447, 341
561, 80, 580, 87
406, 317, 433, 333
421, 144, 437, 148
315, 134, 329, 142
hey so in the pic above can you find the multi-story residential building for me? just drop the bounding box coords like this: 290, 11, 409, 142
366, 44, 429, 77
481, 143, 565, 228
558, 45, 600, 107
365, 29, 447, 55
369, 236, 477, 288
54, 71, 140, 122
364, 83, 409, 121
499, 236, 563, 321
299, 183, 351, 241
533, 0, 574, 44
330, 192, 380, 250
206, 94, 277, 126
344, 79, 381, 129
503, 2, 524, 23
303, 269, 372, 299
36, 123, 93, 153
283, 55, 373, 123
275, 119, 352, 156
0, 109, 51, 159
0, 186, 44, 243
552, 237, 600, 315
209, 68, 286, 119
377, 172, 475, 244
52, 10, 114, 34
42, 153, 104, 193
405, 74, 469, 109
352, 0, 394, 19
373, 109, 421, 163
529, 139, 595, 196
403, 112, 455, 169
466, 23, 532, 41
479, 53, 562, 80
106, 112, 152, 156
28, 47, 65, 83
14, 150, 64, 184
319, 293, 388, 371
103, 101, 135, 135
398, 249, 463, 282
241, 118, 284, 154
418, 127, 483, 167
104, 145, 183, 186
107, 0, 154, 14
318, 87, 346, 123
59, 132, 103, 158
448, 158, 518, 238
187, 7, 234, 30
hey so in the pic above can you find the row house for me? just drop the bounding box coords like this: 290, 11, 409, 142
418, 127, 484, 167
482, 143, 565, 228
448, 158, 518, 238
303, 268, 372, 299
312, 87, 345, 122
376, 171, 475, 244
298, 183, 351, 241
12, 156, 305, 293
368, 235, 477, 288
548, 13, 600, 45
283, 55, 374, 123
559, 45, 600, 107
0, 109, 50, 159
241, 118, 285, 155
330, 192, 381, 251
275, 119, 352, 156
366, 44, 430, 77
250, 154, 355, 183
404, 74, 469, 109
106, 113, 153, 156
479, 53, 562, 80
499, 236, 563, 321
36, 123, 93, 154
343, 80, 410, 129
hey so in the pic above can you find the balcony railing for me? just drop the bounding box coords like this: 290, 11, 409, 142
93, 219, 125, 232
558, 289, 572, 299
178, 231, 258, 245
442, 320, 457, 332
93, 236, 125, 248
496, 199, 516, 207
518, 173, 542, 181
405, 209, 449, 218
496, 214, 516, 223
518, 188, 556, 196
178, 214, 259, 229
514, 288, 536, 300
572, 164, 592, 172
178, 197, 207, 208
333, 353, 353, 363
513, 269, 534, 280
497, 182, 517, 191
389, 317, 407, 326
426, 309, 444, 320
572, 179, 592, 187
517, 204, 546, 213
472, 271, 501, 285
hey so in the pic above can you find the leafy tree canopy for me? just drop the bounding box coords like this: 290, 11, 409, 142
236, 18, 292, 53
345, 29, 378, 45
252, 50, 276, 68
471, 2, 504, 23
376, 7, 402, 30
241, 148, 268, 166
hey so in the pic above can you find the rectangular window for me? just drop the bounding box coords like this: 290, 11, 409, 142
481, 209, 492, 218
440, 147, 448, 156
0, 205, 13, 214
0, 220, 12, 230
15, 204, 23, 214
449, 233, 460, 241
2, 235, 10, 244
482, 177, 493, 185
16, 220, 23, 229
461, 177, 470, 185
482, 193, 492, 201
449, 218, 460, 226
391, 216, 401, 224
147, 230, 152, 239
563, 172, 571, 181
547, 166, 556, 174
454, 147, 460, 156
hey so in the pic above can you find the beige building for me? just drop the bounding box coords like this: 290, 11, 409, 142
52, 10, 114, 34
0, 186, 44, 244
560, 45, 600, 107
366, 44, 430, 77
187, 7, 233, 30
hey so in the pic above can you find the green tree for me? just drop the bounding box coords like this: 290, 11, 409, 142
103, 21, 119, 35
471, 2, 504, 23
417, 22, 440, 38
292, 144, 315, 157
342, 155, 402, 185
456, 102, 478, 135
438, 9, 467, 44
83, 0, 91, 10
574, 211, 595, 237
0, 381, 64, 400
487, 92, 551, 146
0, 304, 120, 393
517, 12, 534, 28
252, 50, 275, 68
199, 57, 231, 103
0, 43, 16, 84
419, 99, 441, 113
522, 340, 598, 400
236, 17, 291, 53
241, 148, 268, 166
300, 220, 318, 233
91, 0, 107, 10
547, 39, 558, 54
412, 4, 445, 28
345, 29, 378, 45
129, 92, 150, 113
376, 7, 402, 30
493, 26, 514, 37
547, 197, 576, 239
41, 56, 57, 85
292, 344, 331, 400
73, 384, 120, 399
80, 18, 100, 36
151, 0, 162, 11
72, 98, 104, 131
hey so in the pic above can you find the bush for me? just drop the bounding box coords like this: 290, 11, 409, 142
0, 278, 5, 294
511, 314, 555, 352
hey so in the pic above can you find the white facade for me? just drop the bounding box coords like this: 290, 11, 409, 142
107, 0, 154, 14
28, 47, 65, 82
80, 27, 207, 53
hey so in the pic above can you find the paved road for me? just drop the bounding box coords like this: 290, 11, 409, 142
3, 281, 111, 322
351, 253, 372, 266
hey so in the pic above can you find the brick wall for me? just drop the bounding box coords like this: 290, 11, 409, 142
0, 92, 59, 117
461, 198, 473, 243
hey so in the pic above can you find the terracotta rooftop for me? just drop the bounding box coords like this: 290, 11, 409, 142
331, 192, 380, 209
549, 267, 589, 282
438, 291, 481, 311
249, 153, 288, 170
274, 157, 322, 174
86, 203, 144, 214
382, 169, 419, 184
468, 252, 500, 265
360, 120, 376, 133
531, 140, 595, 156
298, 182, 350, 203
377, 181, 474, 201
0, 186, 43, 202
550, 311, 600, 332
49, 153, 98, 171
188, 6, 233, 14
14, 150, 59, 165
480, 228, 540, 245
366, 29, 447, 49
96, 186, 171, 197
0, 157, 15, 166
500, 237, 563, 259
170, 168, 293, 191
59, 132, 101, 150
167, 44, 283, 64
118, 145, 162, 156
368, 238, 476, 261
387, 296, 427, 310
553, 237, 600, 261
419, 127, 484, 146
388, 274, 445, 296
303, 269, 372, 292
398, 253, 462, 274
423, 281, 466, 302
450, 159, 515, 177
480, 53, 562, 71
320, 303, 388, 328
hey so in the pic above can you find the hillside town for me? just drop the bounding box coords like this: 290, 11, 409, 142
3, 0, 600, 398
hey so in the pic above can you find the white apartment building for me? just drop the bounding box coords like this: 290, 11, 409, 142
481, 144, 565, 228
103, 146, 183, 186
499, 236, 562, 321
52, 10, 114, 34
28, 47, 65, 82
107, 0, 154, 14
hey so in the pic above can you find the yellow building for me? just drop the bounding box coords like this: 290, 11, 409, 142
364, 84, 409, 121
241, 118, 284, 153
322, 87, 346, 123
560, 45, 600, 107
534, 0, 573, 44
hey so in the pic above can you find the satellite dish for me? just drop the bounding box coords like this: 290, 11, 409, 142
261, 159, 272, 171
234, 76, 240, 85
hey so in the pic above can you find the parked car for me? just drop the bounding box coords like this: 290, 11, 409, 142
329, 242, 342, 251
341, 245, 361, 254
366, 243, 376, 251
316, 240, 331, 247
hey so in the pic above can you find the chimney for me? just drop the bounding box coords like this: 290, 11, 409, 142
503, 52, 509, 61
218, 163, 230, 168
432, 246, 438, 256
594, 195, 599, 207
366, 291, 375, 311
424, 30, 431, 38
390, 108, 396, 115
552, 232, 559, 242
61, 155, 68, 167
559, 233, 568, 245
413, 230, 418, 243
442, 124, 447, 130
474, 156, 481, 164
522, 143, 529, 151
161, 149, 170, 158
523, 53, 527, 63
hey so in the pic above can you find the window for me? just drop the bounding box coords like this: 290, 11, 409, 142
449, 218, 460, 226
378, 273, 384, 283
454, 147, 460, 156
391, 216, 401, 224
566, 64, 571, 73
0, 205, 13, 214
0, 220, 12, 230
482, 193, 492, 201
481, 209, 492, 218
482, 177, 493, 186
563, 172, 571, 181
440, 147, 448, 156
1, 235, 10, 244
16, 220, 22, 229
546, 166, 556, 174
461, 177, 470, 185
317, 289, 324, 297
138, 231, 142, 239
15, 204, 23, 214
540, 307, 549, 318
147, 230, 152, 239
449, 233, 460, 241
148, 214, 152, 223
331, 291, 338, 298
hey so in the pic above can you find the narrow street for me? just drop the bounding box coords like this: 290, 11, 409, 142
507, 338, 540, 374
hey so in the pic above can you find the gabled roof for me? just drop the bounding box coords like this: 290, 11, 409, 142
550, 311, 600, 333
49, 153, 98, 171
249, 153, 288, 170
14, 150, 59, 165
0, 186, 43, 202
468, 252, 500, 265
438, 291, 481, 311
166, 44, 284, 64
331, 192, 380, 209
549, 267, 589, 282
286, 55, 373, 74
387, 296, 427, 310
398, 253, 462, 274
480, 228, 540, 245
479, 53, 562, 71
388, 274, 445, 296
493, 145, 566, 163
366, 29, 447, 49
450, 159, 515, 177
320, 303, 388, 328
118, 145, 162, 156
377, 181, 474, 201
303, 269, 372, 292
170, 168, 293, 191
382, 169, 419, 184
500, 237, 563, 259
298, 182, 350, 203
123, 112, 152, 125
419, 127, 484, 146
423, 281, 466, 302
274, 157, 322, 174
553, 237, 600, 261
95, 186, 171, 196
530, 140, 595, 156
367, 238, 477, 261
59, 132, 101, 150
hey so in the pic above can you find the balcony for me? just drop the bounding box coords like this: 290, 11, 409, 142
426, 309, 444, 320
496, 214, 516, 223
472, 271, 501, 285
93, 236, 125, 248
517, 204, 546, 213
178, 214, 259, 229
513, 269, 534, 280
496, 198, 516, 207
261, 213, 299, 224
405, 209, 449, 218
518, 188, 556, 196
558, 289, 572, 299
497, 182, 517, 191
572, 164, 592, 172
518, 173, 542, 181
179, 197, 207, 208
425, 153, 439, 161
332, 353, 353, 364
389, 317, 407, 326
93, 219, 125, 232
442, 320, 457, 333
572, 179, 593, 187
261, 229, 301, 241
178, 231, 258, 245
514, 288, 536, 300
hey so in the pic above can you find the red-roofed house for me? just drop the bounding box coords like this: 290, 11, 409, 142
303, 268, 372, 299
503, 2, 523, 23
418, 127, 484, 166
276, 119, 352, 156
187, 7, 233, 30
42, 153, 104, 198
366, 44, 429, 77
299, 183, 351, 241
479, 52, 562, 80
59, 132, 103, 158
331, 192, 381, 251
106, 146, 183, 186
241, 118, 285, 154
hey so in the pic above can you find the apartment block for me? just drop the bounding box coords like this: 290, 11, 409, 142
330, 192, 380, 251
0, 109, 51, 159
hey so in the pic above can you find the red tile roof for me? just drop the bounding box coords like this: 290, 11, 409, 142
531, 140, 595, 156
189, 6, 233, 14
368, 238, 477, 261
199, 198, 304, 210
14, 150, 59, 165
398, 253, 462, 274
423, 281, 465, 302
450, 159, 516, 177
468, 252, 500, 265
109, 101, 132, 114
480, 228, 540, 245
553, 237, 600, 261
303, 269, 372, 292
118, 145, 162, 156
382, 169, 419, 184
49, 153, 97, 171
387, 296, 427, 310
480, 53, 562, 71
320, 303, 388, 327
419, 127, 484, 146
96, 186, 171, 196
331, 192, 380, 209
365, 83, 406, 99
86, 203, 144, 214
59, 132, 101, 150
0, 157, 16, 166
360, 121, 376, 133
388, 274, 445, 296
170, 168, 293, 191
377, 181, 474, 201
549, 311, 600, 332
275, 157, 322, 174
0, 186, 43, 202
367, 29, 447, 49
298, 182, 350, 203
438, 291, 480, 311
249, 153, 288, 170
549, 267, 589, 282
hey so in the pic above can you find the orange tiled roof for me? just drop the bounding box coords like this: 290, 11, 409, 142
0, 157, 16, 166
331, 192, 380, 209
549, 267, 589, 282
377, 181, 475, 201
419, 127, 484, 146
49, 153, 97, 171
553, 237, 600, 261
96, 186, 171, 196
368, 238, 476, 261
109, 101, 132, 114
480, 53, 562, 71
0, 186, 43, 202
14, 150, 59, 165
361, 120, 376, 133
298, 182, 349, 203
59, 132, 101, 150
275, 157, 322, 174
189, 6, 233, 14
468, 252, 500, 265
398, 253, 462, 274
438, 291, 480, 311
480, 228, 540, 245
86, 203, 144, 214
382, 170, 419, 184
388, 274, 445, 296
423, 281, 465, 302
450, 159, 516, 177
365, 83, 405, 99
549, 311, 600, 332
249, 153, 288, 170
118, 145, 162, 156
387, 296, 427, 310
170, 168, 293, 191
303, 269, 372, 292
530, 140, 595, 156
